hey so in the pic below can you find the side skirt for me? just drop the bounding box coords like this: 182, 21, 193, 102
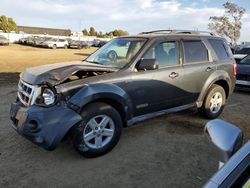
127, 103, 196, 126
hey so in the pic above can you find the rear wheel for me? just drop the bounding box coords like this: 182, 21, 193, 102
52, 44, 57, 49
64, 44, 68, 49
70, 102, 122, 158
199, 84, 226, 119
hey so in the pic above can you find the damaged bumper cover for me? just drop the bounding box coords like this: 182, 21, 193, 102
10, 102, 82, 150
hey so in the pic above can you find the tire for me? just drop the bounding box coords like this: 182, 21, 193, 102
64, 44, 68, 49
199, 84, 226, 119
70, 102, 122, 158
52, 44, 57, 49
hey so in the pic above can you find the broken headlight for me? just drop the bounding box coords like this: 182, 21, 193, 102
42, 88, 56, 105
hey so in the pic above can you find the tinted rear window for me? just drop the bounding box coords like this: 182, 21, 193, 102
208, 39, 229, 60
183, 41, 208, 63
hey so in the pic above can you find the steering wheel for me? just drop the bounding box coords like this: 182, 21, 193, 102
107, 50, 118, 62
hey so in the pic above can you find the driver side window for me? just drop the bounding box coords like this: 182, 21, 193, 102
143, 41, 179, 68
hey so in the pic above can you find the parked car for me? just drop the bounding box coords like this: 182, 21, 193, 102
10, 30, 236, 158
236, 54, 250, 87
92, 39, 101, 47
41, 38, 68, 49
97, 40, 108, 47
0, 35, 9, 45
69, 40, 92, 49
26, 36, 36, 46
18, 37, 28, 45
234, 47, 250, 63
204, 119, 249, 188
33, 37, 51, 47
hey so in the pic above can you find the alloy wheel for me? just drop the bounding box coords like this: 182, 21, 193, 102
83, 115, 115, 149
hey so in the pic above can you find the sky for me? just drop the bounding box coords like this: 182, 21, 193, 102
0, 0, 250, 42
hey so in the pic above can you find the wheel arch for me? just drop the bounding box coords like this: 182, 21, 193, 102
85, 98, 129, 127
197, 70, 232, 108
68, 83, 133, 127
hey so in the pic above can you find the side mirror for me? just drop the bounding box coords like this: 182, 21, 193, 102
137, 59, 158, 71
205, 119, 243, 165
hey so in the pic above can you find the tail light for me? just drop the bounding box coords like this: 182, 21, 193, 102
233, 63, 237, 77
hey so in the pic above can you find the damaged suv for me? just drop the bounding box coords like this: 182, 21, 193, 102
10, 30, 236, 157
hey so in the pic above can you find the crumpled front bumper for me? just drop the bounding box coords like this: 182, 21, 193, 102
10, 102, 82, 150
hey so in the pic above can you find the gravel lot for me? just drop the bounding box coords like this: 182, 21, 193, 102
0, 78, 249, 188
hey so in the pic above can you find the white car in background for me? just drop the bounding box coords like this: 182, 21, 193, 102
41, 38, 68, 49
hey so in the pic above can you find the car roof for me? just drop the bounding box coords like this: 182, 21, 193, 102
119, 30, 224, 40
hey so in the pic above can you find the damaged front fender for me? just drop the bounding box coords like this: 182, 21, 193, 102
68, 83, 133, 121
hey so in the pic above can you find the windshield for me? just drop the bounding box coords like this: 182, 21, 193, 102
86, 38, 147, 68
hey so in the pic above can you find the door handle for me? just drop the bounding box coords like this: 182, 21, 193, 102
169, 72, 179, 79
206, 67, 213, 72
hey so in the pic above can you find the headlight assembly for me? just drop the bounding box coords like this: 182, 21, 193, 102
42, 88, 56, 105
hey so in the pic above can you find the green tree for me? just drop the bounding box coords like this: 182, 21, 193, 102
8, 17, 17, 32
208, 1, 245, 47
110, 29, 129, 37
0, 15, 9, 32
0, 15, 17, 32
89, 27, 97, 36
82, 28, 88, 36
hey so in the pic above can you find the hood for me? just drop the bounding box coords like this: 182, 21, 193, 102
21, 61, 118, 85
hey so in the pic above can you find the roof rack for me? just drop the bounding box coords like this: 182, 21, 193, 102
139, 30, 216, 36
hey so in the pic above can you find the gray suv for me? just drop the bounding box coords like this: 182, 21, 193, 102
10, 30, 236, 157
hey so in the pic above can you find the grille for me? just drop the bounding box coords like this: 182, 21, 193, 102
17, 80, 40, 106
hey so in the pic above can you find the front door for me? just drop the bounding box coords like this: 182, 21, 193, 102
124, 40, 186, 116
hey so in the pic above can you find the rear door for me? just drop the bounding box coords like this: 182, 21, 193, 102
181, 38, 216, 104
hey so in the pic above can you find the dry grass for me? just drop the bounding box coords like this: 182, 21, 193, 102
0, 44, 97, 72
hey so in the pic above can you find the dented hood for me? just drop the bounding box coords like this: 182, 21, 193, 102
21, 61, 118, 85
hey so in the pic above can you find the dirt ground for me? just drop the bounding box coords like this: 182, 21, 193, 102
0, 44, 96, 72
0, 79, 249, 188
0, 44, 250, 187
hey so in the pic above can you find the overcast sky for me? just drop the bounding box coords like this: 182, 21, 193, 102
0, 0, 249, 41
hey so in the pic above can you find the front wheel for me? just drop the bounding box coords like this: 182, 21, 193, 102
70, 102, 122, 158
199, 84, 226, 119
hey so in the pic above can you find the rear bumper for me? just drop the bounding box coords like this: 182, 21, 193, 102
236, 80, 250, 87
10, 102, 82, 150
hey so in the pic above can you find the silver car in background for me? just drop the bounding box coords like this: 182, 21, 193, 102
0, 35, 9, 45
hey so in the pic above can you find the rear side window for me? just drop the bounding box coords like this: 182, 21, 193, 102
208, 39, 229, 60
183, 41, 208, 63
